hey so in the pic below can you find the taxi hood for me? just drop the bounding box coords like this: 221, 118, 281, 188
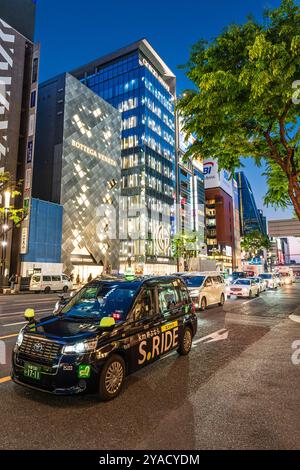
26, 316, 99, 341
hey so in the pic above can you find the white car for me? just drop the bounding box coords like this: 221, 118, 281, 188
182, 272, 226, 311
258, 273, 279, 289
228, 278, 260, 298
30, 274, 73, 293
252, 277, 267, 292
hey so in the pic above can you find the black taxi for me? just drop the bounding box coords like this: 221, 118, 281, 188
11, 276, 197, 400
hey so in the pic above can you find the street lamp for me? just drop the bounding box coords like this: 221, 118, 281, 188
4, 191, 11, 209
1, 190, 11, 279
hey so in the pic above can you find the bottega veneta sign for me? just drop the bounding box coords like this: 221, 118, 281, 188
71, 139, 117, 167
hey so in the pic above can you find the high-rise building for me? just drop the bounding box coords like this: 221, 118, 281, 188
0, 0, 39, 285
258, 209, 268, 236
27, 74, 122, 281
71, 39, 177, 275
177, 126, 206, 257
235, 171, 267, 236
0, 0, 36, 42
204, 159, 241, 272
232, 178, 242, 270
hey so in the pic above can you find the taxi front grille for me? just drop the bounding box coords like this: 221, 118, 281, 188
19, 335, 62, 364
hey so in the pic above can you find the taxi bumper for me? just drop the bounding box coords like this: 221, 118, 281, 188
11, 351, 103, 395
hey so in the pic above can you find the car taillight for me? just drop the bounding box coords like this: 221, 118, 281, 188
112, 312, 122, 321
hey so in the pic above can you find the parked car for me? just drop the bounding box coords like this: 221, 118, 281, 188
231, 271, 247, 282
228, 278, 260, 298
181, 272, 226, 311
251, 277, 267, 292
30, 274, 73, 294
258, 273, 279, 289
274, 273, 284, 287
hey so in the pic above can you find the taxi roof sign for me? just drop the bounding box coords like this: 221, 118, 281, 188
125, 267, 135, 281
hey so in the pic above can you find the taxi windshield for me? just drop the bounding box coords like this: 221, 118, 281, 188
234, 279, 251, 285
61, 283, 137, 321
183, 276, 205, 287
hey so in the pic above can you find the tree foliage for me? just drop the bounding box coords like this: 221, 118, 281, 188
241, 230, 271, 259
178, 0, 300, 219
172, 231, 203, 270
0, 172, 27, 228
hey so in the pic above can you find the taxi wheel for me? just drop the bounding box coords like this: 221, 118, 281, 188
178, 327, 193, 356
219, 293, 225, 306
99, 355, 125, 401
200, 297, 207, 311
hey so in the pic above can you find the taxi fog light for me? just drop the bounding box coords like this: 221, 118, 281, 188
63, 339, 97, 355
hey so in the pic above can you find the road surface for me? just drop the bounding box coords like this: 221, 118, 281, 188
0, 286, 299, 450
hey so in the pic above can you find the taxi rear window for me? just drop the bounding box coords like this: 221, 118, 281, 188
61, 284, 137, 320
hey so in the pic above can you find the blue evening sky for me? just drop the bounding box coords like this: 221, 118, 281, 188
34, 0, 295, 221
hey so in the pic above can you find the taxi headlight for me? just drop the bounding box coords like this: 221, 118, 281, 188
63, 339, 97, 355
16, 330, 24, 347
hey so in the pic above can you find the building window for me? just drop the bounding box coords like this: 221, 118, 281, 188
30, 90, 36, 108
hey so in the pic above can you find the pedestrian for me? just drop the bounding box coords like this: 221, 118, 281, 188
9, 273, 16, 290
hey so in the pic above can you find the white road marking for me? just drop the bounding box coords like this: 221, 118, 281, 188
0, 308, 51, 319
242, 297, 260, 305
0, 298, 55, 306
193, 329, 228, 346
289, 314, 300, 323
4, 321, 27, 327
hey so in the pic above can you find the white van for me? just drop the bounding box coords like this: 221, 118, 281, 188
30, 274, 73, 293
181, 272, 226, 311
277, 268, 295, 285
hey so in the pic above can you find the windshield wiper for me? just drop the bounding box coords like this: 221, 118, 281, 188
63, 314, 100, 321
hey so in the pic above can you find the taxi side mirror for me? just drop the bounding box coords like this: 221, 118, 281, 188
99, 317, 116, 331
24, 308, 35, 322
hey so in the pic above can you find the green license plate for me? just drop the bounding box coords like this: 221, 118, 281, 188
24, 363, 41, 380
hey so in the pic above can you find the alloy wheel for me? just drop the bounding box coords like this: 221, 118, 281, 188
183, 329, 192, 352
105, 361, 124, 395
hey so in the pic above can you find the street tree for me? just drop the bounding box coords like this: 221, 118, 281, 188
172, 231, 202, 271
241, 230, 271, 260
0, 172, 27, 228
177, 0, 300, 219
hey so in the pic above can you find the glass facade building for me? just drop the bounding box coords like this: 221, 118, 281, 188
72, 39, 177, 275
178, 158, 205, 244
235, 171, 267, 237
32, 74, 122, 281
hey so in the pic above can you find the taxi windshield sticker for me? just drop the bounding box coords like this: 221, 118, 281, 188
138, 323, 179, 365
